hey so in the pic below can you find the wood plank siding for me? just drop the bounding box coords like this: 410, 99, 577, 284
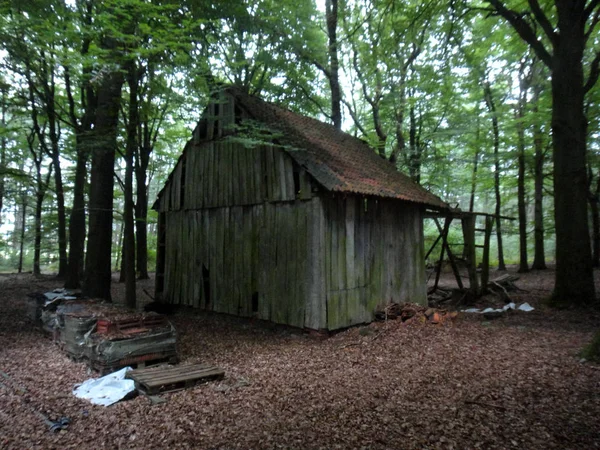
321, 196, 426, 329
155, 141, 312, 212
162, 199, 323, 329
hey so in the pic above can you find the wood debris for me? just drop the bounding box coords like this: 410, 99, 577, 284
375, 302, 458, 325
487, 274, 522, 302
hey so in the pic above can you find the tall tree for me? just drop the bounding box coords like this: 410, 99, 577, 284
484, 0, 599, 305
25, 129, 52, 276
122, 59, 138, 308
325, 0, 342, 129
64, 0, 97, 289
83, 24, 126, 300
531, 75, 548, 270
483, 80, 506, 270
516, 57, 534, 273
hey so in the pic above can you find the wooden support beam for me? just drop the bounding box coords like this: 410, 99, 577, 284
425, 233, 443, 260
433, 218, 464, 290
432, 218, 451, 292
480, 216, 494, 293
461, 215, 480, 295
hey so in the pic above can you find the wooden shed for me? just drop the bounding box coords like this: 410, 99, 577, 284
153, 87, 447, 331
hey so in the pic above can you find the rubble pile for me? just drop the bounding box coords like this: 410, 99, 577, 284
27, 290, 178, 374
375, 302, 458, 325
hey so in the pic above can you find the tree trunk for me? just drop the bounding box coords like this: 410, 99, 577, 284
50, 152, 67, 278
484, 0, 597, 305
408, 104, 420, 183
39, 54, 68, 278
483, 82, 505, 270
590, 174, 600, 267
122, 61, 139, 308
325, 0, 341, 129
135, 133, 150, 280
33, 191, 44, 276
64, 135, 89, 288
64, 1, 96, 289
17, 197, 26, 274
119, 232, 126, 282
469, 117, 481, 212
0, 87, 7, 222
531, 102, 547, 270
551, 16, 595, 306
516, 101, 528, 273
83, 67, 124, 301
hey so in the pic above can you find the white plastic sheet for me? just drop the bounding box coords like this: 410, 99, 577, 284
73, 367, 135, 406
517, 302, 535, 312
461, 302, 534, 314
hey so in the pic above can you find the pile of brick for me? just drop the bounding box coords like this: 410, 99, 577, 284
28, 292, 178, 374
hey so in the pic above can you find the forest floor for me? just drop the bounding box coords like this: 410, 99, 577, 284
1, 268, 599, 449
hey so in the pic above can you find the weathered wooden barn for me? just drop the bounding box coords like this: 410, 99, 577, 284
153, 87, 447, 331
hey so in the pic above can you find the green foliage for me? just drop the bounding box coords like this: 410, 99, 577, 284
1, 0, 596, 275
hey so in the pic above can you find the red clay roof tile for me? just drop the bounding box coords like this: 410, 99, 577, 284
228, 87, 447, 209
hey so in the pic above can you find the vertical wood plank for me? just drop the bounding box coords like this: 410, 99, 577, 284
305, 197, 326, 330
276, 149, 287, 201
283, 154, 295, 200
298, 169, 312, 200
252, 147, 262, 204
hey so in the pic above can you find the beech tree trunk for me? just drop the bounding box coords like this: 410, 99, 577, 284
325, 0, 341, 129
83, 67, 124, 300
0, 86, 7, 221
50, 150, 67, 278
123, 61, 138, 308
551, 15, 594, 306
532, 102, 547, 270
469, 117, 481, 212
33, 189, 44, 276
37, 52, 68, 278
44, 95, 67, 278
65, 135, 90, 288
17, 197, 26, 274
408, 104, 422, 183
64, 2, 95, 289
485, 0, 596, 306
483, 82, 506, 270
516, 91, 528, 273
135, 127, 150, 280
590, 173, 600, 267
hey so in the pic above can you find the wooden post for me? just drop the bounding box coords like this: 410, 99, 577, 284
155, 212, 166, 299
480, 216, 494, 293
461, 214, 480, 295
432, 217, 452, 292
433, 217, 464, 290
425, 232, 443, 260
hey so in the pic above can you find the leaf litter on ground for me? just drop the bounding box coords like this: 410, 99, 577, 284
0, 268, 599, 449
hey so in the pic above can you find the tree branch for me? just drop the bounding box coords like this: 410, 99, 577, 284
527, 0, 558, 47
584, 0, 600, 20
585, 50, 600, 93
297, 83, 331, 120
585, 6, 600, 41
485, 0, 553, 68
341, 99, 367, 136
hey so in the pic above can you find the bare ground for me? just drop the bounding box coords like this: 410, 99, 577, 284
1, 268, 599, 449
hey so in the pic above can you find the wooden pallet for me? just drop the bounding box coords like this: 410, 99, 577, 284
126, 363, 225, 395
90, 352, 179, 376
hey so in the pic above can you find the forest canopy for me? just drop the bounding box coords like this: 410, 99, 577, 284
0, 0, 599, 306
